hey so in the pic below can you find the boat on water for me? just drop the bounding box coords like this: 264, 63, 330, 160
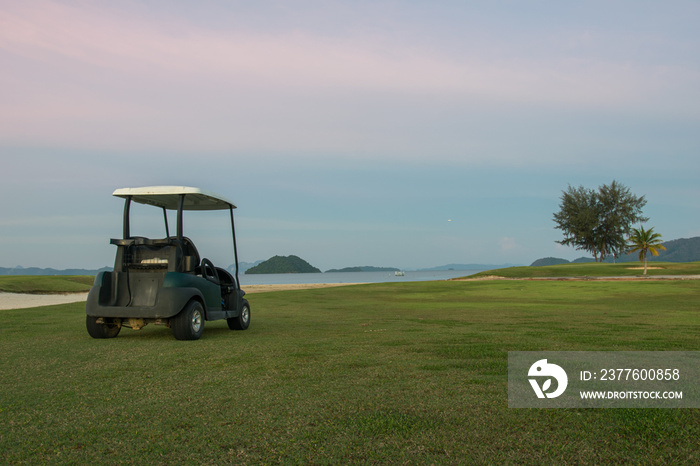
394, 271, 405, 276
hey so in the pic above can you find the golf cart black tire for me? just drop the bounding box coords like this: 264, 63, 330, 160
227, 299, 250, 330
86, 316, 121, 339
172, 299, 205, 340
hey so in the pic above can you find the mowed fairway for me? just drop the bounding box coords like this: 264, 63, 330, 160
2, 279, 700, 463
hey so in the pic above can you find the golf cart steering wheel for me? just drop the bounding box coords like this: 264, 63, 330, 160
201, 258, 220, 285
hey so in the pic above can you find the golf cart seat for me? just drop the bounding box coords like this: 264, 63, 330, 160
110, 236, 200, 273
170, 236, 200, 273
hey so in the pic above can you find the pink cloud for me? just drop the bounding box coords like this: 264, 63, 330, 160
1, 1, 697, 158
3, 1, 676, 100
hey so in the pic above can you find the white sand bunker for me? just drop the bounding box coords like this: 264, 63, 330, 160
0, 292, 89, 310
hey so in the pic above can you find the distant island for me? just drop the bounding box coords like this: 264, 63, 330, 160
325, 266, 399, 273
245, 255, 321, 274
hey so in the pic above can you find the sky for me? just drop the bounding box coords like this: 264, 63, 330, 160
1, 0, 699, 271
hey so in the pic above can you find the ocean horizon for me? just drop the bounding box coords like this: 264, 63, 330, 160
238, 269, 484, 286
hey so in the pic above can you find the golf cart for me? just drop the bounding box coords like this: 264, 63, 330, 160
85, 186, 249, 340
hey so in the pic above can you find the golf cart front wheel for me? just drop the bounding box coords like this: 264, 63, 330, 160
172, 299, 205, 340
86, 316, 121, 339
228, 300, 250, 330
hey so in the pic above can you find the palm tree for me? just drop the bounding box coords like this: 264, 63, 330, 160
627, 226, 666, 275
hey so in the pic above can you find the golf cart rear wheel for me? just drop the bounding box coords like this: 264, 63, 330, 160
172, 299, 205, 340
86, 316, 121, 339
227, 300, 250, 330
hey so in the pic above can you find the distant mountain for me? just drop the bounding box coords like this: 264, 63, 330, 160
227, 260, 263, 274
532, 236, 700, 266
0, 266, 110, 276
530, 257, 570, 267
610, 236, 700, 263
326, 266, 400, 273
245, 255, 321, 274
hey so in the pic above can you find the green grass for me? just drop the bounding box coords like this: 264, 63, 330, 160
0, 275, 94, 293
2, 279, 700, 463
467, 261, 700, 279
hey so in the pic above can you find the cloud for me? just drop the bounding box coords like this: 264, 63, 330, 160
3, 1, 685, 102
1, 1, 698, 164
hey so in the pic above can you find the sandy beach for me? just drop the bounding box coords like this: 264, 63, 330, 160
243, 283, 364, 293
0, 283, 365, 310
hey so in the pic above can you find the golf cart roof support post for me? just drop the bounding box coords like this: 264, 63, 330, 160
162, 207, 170, 238
229, 206, 240, 290
123, 196, 132, 239
177, 194, 185, 241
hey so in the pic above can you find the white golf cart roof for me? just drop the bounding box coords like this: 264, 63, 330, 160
113, 186, 236, 211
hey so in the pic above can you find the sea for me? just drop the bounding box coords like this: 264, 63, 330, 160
237, 269, 487, 286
